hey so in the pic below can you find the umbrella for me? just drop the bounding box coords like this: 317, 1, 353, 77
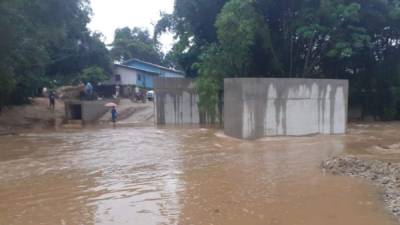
104, 102, 117, 107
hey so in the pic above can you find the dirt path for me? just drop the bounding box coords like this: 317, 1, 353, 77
119, 103, 154, 124
98, 98, 154, 125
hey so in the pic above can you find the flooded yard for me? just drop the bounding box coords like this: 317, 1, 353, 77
0, 123, 400, 225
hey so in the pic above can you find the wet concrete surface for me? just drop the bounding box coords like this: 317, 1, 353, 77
0, 123, 400, 225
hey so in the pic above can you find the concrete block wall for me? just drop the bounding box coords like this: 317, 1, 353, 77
224, 78, 349, 139
81, 101, 109, 124
154, 78, 200, 124
65, 100, 109, 124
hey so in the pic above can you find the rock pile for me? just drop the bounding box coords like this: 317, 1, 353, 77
322, 156, 400, 219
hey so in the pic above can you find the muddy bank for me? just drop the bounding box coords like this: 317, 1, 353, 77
322, 156, 400, 219
0, 97, 64, 134
0, 128, 18, 136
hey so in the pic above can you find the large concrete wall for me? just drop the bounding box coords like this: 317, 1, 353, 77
224, 78, 349, 139
154, 78, 200, 124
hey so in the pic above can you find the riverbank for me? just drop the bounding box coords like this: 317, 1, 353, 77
0, 97, 156, 135
0, 98, 64, 135
322, 156, 400, 220
98, 99, 154, 125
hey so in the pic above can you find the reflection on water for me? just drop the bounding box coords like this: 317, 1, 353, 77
0, 123, 399, 225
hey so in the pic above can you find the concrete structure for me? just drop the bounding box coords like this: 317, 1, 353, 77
224, 78, 349, 139
65, 100, 110, 124
154, 78, 200, 124
106, 59, 185, 90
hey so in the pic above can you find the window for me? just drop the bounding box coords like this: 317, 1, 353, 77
138, 74, 142, 81
115, 74, 121, 82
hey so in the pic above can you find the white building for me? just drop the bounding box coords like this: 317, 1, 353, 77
108, 58, 185, 89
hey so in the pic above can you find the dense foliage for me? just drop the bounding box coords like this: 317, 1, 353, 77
0, 0, 111, 107
76, 66, 108, 85
110, 27, 164, 65
156, 0, 400, 120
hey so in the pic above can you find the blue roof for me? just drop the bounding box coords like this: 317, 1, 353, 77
121, 58, 185, 77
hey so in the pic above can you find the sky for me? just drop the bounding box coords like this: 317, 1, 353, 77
88, 0, 175, 53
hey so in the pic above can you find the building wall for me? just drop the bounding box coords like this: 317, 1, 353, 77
154, 78, 200, 124
224, 78, 349, 139
124, 60, 185, 78
136, 72, 157, 89
112, 66, 183, 89
114, 67, 137, 85
162, 71, 185, 78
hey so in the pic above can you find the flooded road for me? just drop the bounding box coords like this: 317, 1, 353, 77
0, 123, 399, 225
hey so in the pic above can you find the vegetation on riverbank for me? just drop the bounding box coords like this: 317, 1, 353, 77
0, 0, 165, 110
156, 0, 400, 120
2, 0, 400, 122
0, 0, 112, 107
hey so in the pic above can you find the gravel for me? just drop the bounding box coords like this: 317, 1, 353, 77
322, 156, 400, 218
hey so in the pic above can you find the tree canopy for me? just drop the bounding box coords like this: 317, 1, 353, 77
0, 0, 111, 106
110, 27, 164, 65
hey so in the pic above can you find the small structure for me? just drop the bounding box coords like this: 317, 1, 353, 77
153, 78, 200, 125
224, 78, 349, 139
65, 100, 110, 125
104, 59, 185, 97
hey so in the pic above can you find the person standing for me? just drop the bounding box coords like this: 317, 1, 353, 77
134, 86, 140, 102
85, 82, 93, 98
111, 106, 118, 123
49, 91, 56, 111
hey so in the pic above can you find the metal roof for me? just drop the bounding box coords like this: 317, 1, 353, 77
121, 58, 185, 75
114, 64, 159, 75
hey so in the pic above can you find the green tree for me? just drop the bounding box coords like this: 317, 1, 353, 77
76, 66, 108, 84
193, 45, 226, 122
110, 27, 164, 64
194, 0, 270, 120
0, 0, 111, 107
155, 0, 227, 76
215, 0, 268, 76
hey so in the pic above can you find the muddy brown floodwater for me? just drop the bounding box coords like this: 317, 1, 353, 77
1, 123, 400, 225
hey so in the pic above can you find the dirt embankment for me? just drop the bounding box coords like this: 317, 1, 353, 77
0, 98, 64, 135
98, 99, 154, 125
322, 156, 400, 219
